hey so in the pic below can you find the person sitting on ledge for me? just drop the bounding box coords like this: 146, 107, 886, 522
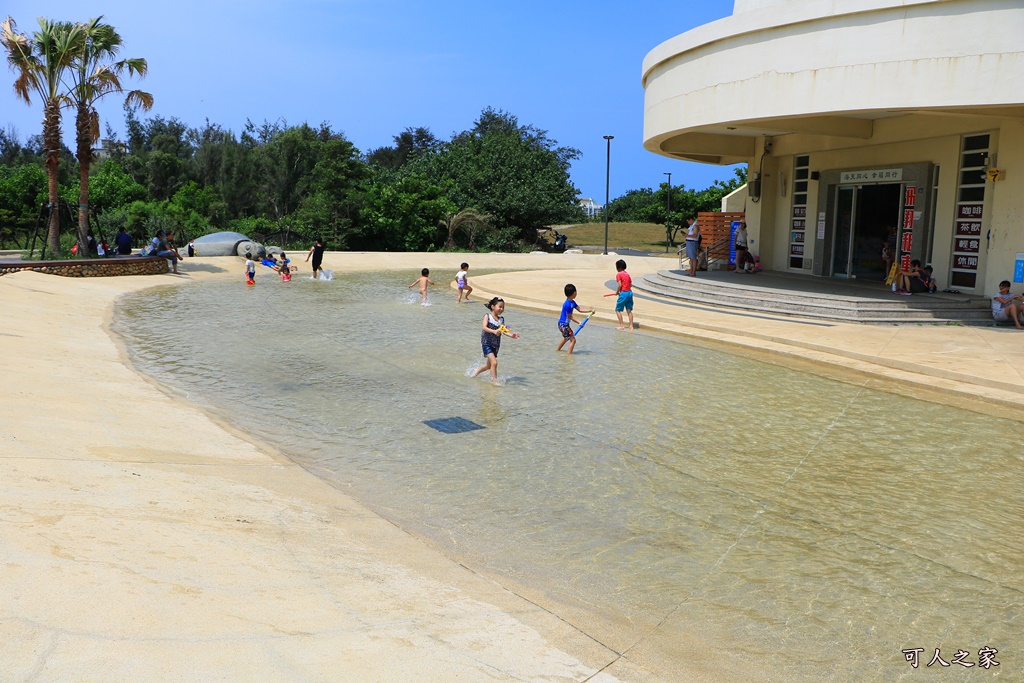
114, 228, 133, 256
155, 230, 183, 275
992, 280, 1024, 329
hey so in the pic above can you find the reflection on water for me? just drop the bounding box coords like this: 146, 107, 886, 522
114, 272, 1023, 681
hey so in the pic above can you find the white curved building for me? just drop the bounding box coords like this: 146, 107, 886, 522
643, 0, 1024, 294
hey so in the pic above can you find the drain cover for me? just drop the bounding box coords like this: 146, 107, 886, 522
423, 417, 485, 434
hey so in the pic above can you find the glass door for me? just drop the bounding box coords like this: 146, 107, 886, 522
831, 186, 856, 277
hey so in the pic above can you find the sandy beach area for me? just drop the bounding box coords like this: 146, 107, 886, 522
0, 257, 651, 683
3, 250, 1022, 681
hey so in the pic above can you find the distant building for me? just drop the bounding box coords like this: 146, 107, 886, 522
92, 138, 125, 161
643, 0, 1023, 295
578, 197, 603, 218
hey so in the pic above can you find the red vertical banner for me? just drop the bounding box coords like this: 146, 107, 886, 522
904, 185, 917, 208
901, 230, 913, 253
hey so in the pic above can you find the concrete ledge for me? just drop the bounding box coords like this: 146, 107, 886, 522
0, 256, 169, 278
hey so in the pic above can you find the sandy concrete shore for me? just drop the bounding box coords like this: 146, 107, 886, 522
2, 250, 1021, 681
0, 261, 648, 682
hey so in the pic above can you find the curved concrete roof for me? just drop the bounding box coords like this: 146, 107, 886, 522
643, 0, 1024, 163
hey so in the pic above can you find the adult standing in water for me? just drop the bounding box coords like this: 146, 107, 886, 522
306, 238, 325, 280
683, 216, 701, 277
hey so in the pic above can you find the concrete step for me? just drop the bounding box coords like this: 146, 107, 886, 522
651, 270, 984, 310
636, 271, 992, 324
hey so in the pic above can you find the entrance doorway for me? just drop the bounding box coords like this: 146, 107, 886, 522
830, 183, 901, 280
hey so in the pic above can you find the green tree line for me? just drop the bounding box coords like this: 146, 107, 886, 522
0, 105, 590, 254
601, 167, 747, 245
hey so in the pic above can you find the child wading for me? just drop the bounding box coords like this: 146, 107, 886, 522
245, 254, 256, 285
614, 259, 634, 331
408, 268, 434, 304
557, 283, 593, 354
455, 263, 473, 302
276, 252, 293, 281
472, 297, 519, 384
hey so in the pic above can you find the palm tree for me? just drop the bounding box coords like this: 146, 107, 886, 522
441, 209, 491, 250
2, 17, 83, 257
68, 17, 152, 257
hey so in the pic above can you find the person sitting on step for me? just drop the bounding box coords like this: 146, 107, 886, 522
992, 280, 1024, 329
895, 259, 928, 294
735, 245, 756, 274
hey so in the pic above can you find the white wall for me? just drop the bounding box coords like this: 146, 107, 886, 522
644, 0, 1024, 159
983, 122, 1024, 295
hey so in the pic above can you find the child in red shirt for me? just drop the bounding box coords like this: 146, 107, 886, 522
614, 259, 634, 331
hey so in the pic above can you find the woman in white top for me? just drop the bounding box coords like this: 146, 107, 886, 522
683, 217, 701, 277
734, 222, 748, 250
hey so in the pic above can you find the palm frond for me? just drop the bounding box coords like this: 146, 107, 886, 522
125, 89, 154, 111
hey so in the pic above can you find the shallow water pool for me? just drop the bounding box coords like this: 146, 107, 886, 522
114, 271, 1024, 680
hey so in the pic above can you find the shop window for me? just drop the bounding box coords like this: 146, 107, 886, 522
959, 170, 985, 185
789, 156, 810, 269
949, 134, 991, 290
961, 151, 988, 169
958, 186, 986, 202
962, 134, 990, 151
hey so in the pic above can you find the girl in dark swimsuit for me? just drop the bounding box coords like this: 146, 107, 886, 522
471, 297, 519, 384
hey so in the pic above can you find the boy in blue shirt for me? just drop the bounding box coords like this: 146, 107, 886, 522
556, 283, 593, 354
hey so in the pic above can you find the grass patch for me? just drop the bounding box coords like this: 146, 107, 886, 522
555, 222, 675, 251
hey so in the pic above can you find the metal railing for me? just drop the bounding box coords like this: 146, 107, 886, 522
678, 235, 732, 271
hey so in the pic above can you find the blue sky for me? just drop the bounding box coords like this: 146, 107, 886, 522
1, 0, 739, 201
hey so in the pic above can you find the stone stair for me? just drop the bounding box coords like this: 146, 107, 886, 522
634, 270, 993, 324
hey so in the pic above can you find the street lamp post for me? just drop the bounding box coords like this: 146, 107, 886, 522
664, 172, 672, 252
603, 136, 613, 256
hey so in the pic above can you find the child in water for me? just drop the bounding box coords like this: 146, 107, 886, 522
455, 263, 473, 303
408, 268, 434, 304
614, 259, 634, 331
557, 283, 593, 354
472, 297, 519, 384
276, 252, 293, 281
245, 254, 256, 285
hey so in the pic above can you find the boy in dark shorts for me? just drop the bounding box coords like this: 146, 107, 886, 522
244, 255, 256, 285
556, 284, 593, 354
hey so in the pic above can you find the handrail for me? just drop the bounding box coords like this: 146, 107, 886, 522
678, 234, 733, 270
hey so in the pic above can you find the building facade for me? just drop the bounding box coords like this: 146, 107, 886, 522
578, 197, 603, 218
643, 0, 1024, 294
